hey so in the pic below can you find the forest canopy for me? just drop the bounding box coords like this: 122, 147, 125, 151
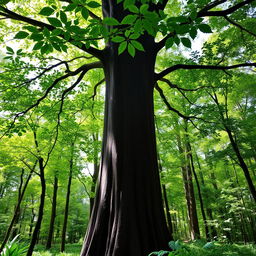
0, 0, 255, 255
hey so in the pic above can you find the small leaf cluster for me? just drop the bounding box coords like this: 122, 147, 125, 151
162, 15, 212, 50
4, 46, 23, 62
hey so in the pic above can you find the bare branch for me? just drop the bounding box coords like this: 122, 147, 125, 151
90, 78, 105, 100
159, 77, 213, 91
44, 70, 88, 167
155, 62, 256, 80
155, 83, 197, 120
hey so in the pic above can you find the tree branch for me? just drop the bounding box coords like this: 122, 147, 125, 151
90, 78, 105, 100
0, 6, 103, 59
155, 83, 197, 120
198, 0, 255, 17
0, 61, 103, 140
155, 62, 256, 80
224, 15, 256, 37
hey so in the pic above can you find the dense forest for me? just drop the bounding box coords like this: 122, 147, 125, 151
0, 0, 255, 255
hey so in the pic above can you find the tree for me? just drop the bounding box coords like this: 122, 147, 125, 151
0, 0, 256, 255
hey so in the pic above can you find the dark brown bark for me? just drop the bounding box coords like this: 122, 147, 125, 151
61, 151, 74, 252
27, 157, 46, 256
226, 127, 256, 202
81, 11, 170, 254
0, 167, 35, 254
162, 184, 174, 239
186, 139, 210, 240
46, 174, 59, 249
177, 132, 200, 240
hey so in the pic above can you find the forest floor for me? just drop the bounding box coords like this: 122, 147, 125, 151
32, 241, 256, 256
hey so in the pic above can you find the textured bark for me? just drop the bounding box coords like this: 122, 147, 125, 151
46, 174, 59, 249
81, 13, 170, 255
61, 151, 74, 252
27, 158, 46, 256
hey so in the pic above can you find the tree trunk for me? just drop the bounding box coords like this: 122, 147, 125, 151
81, 22, 170, 255
46, 174, 59, 249
177, 133, 200, 240
186, 141, 210, 240
27, 158, 46, 256
162, 184, 174, 239
61, 153, 73, 252
0, 167, 34, 254
225, 127, 256, 202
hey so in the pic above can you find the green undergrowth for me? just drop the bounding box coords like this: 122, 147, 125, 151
149, 240, 256, 256
30, 241, 256, 256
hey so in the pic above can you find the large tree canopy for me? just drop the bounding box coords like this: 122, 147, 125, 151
0, 0, 255, 255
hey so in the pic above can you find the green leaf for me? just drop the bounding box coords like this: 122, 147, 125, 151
60, 11, 67, 23
111, 36, 125, 43
128, 5, 139, 13
118, 41, 127, 55
43, 27, 50, 37
14, 31, 29, 39
81, 7, 89, 20
40, 43, 52, 54
189, 27, 197, 39
129, 33, 140, 39
173, 36, 180, 45
65, 3, 77, 12
30, 33, 44, 41
39, 7, 55, 16
103, 17, 119, 26
16, 49, 23, 55
47, 17, 62, 27
165, 37, 174, 49
52, 42, 62, 51
87, 1, 101, 8
181, 37, 191, 48
128, 43, 135, 57
131, 40, 144, 51
198, 24, 212, 33
51, 28, 63, 36
121, 14, 137, 24
140, 4, 148, 14
23, 26, 38, 33
33, 41, 44, 50
6, 46, 14, 53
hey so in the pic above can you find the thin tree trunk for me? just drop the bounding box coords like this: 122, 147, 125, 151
177, 132, 200, 240
186, 141, 210, 240
27, 157, 46, 256
61, 150, 74, 252
46, 174, 59, 249
0, 165, 35, 254
29, 201, 36, 238
162, 184, 174, 239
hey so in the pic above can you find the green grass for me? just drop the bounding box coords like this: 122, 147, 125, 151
33, 244, 81, 256
32, 242, 256, 256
